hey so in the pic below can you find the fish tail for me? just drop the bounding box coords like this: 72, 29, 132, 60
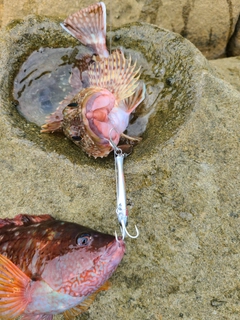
61, 2, 109, 58
88, 50, 142, 103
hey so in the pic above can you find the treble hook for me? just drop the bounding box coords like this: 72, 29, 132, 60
108, 128, 139, 241
120, 219, 139, 239
115, 223, 139, 242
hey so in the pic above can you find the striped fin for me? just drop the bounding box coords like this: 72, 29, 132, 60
41, 106, 64, 133
41, 92, 80, 133
0, 254, 31, 319
0, 214, 54, 228
122, 81, 146, 113
61, 2, 108, 57
88, 50, 141, 103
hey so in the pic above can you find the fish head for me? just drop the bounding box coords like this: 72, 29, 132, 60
41, 222, 125, 297
62, 87, 120, 157
43, 51, 145, 158
0, 216, 125, 316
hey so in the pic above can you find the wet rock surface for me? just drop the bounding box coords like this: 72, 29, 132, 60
0, 16, 240, 320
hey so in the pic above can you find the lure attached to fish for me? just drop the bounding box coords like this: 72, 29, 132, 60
0, 214, 125, 319
41, 2, 146, 158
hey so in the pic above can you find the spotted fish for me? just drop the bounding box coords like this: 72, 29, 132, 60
41, 2, 145, 158
0, 214, 125, 319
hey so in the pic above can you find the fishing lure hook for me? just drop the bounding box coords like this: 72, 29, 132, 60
114, 222, 139, 242
120, 219, 139, 239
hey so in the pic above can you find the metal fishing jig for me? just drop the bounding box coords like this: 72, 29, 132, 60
108, 130, 139, 240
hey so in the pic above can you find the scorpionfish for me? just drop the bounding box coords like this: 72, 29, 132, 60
0, 214, 125, 319
41, 2, 146, 158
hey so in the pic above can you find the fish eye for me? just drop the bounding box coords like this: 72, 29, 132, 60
72, 136, 81, 141
67, 102, 78, 107
76, 233, 91, 246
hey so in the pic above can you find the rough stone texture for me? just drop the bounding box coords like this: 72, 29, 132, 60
226, 13, 240, 57
210, 56, 240, 92
0, 16, 240, 320
1, 0, 240, 59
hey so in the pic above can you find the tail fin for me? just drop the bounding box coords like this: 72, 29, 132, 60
61, 2, 109, 58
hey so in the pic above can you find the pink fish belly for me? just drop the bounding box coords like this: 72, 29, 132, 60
24, 281, 83, 315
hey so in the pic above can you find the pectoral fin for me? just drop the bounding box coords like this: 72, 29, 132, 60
0, 254, 31, 319
123, 81, 146, 114
41, 91, 79, 133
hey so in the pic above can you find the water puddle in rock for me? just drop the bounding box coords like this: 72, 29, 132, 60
9, 22, 198, 164
13, 45, 163, 140
13, 46, 92, 127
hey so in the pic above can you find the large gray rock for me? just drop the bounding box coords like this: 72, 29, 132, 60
1, 0, 240, 59
0, 16, 240, 320
210, 56, 240, 92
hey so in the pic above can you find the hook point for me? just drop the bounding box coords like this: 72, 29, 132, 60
121, 221, 139, 239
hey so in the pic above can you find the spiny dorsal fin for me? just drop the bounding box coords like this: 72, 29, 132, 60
0, 214, 55, 228
88, 50, 141, 102
63, 281, 110, 319
0, 254, 31, 319
61, 2, 108, 57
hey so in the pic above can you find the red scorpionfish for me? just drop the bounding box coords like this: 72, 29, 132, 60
41, 2, 146, 158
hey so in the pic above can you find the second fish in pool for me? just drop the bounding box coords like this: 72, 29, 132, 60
41, 2, 146, 158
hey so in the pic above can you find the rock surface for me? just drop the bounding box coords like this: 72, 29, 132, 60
210, 56, 240, 92
1, 0, 240, 58
0, 16, 240, 320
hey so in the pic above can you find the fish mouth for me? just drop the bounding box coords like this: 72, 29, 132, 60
103, 236, 125, 266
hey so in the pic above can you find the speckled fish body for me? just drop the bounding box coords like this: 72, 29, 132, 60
0, 214, 125, 320
41, 2, 146, 158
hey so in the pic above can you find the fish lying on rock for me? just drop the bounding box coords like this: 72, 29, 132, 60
41, 2, 146, 158
0, 214, 125, 319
